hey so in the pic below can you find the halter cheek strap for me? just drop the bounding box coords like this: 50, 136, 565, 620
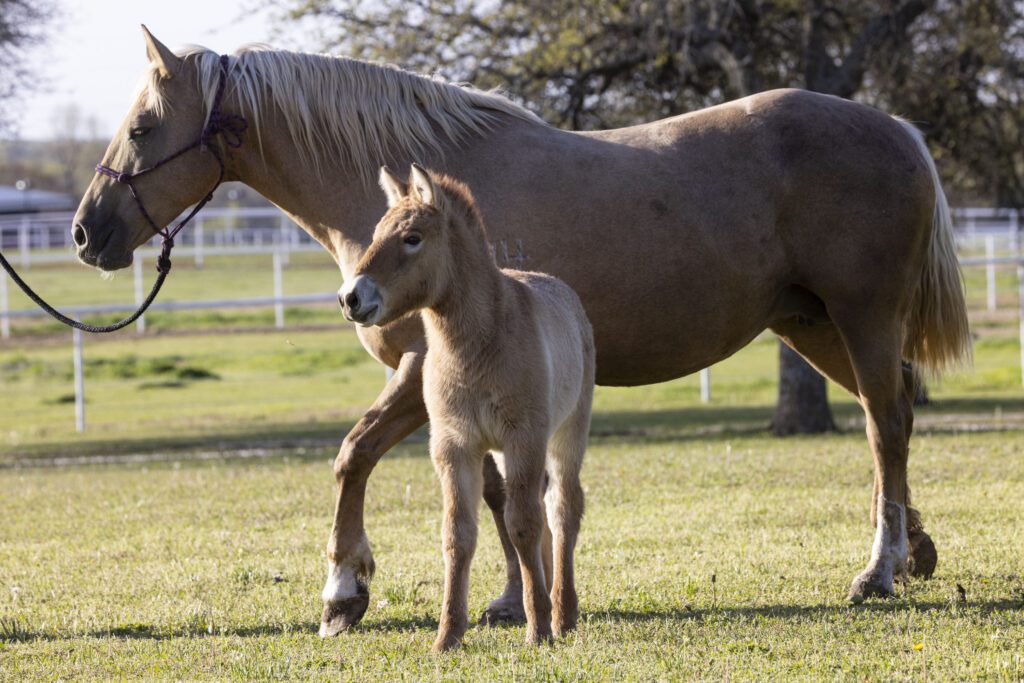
95, 54, 247, 275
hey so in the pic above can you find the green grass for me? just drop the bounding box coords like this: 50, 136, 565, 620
0, 252, 1023, 678
0, 431, 1021, 679
1, 251, 343, 336
3, 318, 1024, 460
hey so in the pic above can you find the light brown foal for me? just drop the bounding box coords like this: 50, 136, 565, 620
340, 165, 595, 651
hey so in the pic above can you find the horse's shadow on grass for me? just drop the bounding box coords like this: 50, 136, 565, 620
586, 596, 1023, 626
3, 598, 1020, 644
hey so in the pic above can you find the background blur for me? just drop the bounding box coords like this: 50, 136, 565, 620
1, 0, 1023, 455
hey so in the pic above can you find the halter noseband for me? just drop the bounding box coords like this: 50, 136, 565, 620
95, 54, 247, 275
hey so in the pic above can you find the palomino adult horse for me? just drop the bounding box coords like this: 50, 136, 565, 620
342, 165, 594, 650
73, 29, 970, 636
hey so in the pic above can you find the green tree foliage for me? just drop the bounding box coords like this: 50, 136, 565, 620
267, 0, 1023, 205
0, 0, 54, 136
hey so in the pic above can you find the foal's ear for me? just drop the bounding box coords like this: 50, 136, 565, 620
378, 166, 407, 208
409, 163, 438, 208
141, 25, 182, 79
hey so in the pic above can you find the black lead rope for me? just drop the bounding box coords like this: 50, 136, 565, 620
0, 54, 246, 335
0, 248, 169, 333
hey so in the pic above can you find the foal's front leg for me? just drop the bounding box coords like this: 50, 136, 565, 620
503, 436, 553, 645
432, 435, 485, 652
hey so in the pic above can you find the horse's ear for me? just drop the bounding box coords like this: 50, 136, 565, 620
378, 166, 407, 208
409, 163, 438, 208
141, 25, 182, 79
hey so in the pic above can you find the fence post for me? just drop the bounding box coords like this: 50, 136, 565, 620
278, 214, 291, 266
0, 270, 9, 339
273, 250, 285, 329
194, 216, 205, 269
700, 367, 711, 403
986, 235, 997, 312
18, 216, 30, 268
73, 325, 86, 433
133, 255, 146, 333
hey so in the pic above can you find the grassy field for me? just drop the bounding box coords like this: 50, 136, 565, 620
0, 252, 1022, 679
0, 430, 1022, 679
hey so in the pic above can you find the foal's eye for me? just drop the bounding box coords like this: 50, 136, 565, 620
403, 234, 422, 247
129, 127, 151, 140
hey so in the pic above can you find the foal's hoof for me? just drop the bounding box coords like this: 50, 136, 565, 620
478, 595, 526, 626
908, 529, 937, 579
525, 629, 554, 646
847, 570, 895, 602
319, 583, 370, 636
431, 633, 464, 653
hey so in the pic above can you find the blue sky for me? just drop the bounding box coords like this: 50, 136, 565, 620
14, 0, 280, 140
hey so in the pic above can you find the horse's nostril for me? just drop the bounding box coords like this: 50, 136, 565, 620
345, 291, 360, 311
72, 225, 88, 247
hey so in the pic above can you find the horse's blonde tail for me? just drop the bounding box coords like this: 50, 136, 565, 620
895, 118, 972, 375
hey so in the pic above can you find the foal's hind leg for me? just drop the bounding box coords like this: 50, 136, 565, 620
480, 459, 554, 626
545, 408, 589, 637
480, 456, 527, 625
503, 435, 554, 645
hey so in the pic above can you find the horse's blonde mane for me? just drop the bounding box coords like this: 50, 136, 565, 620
141, 45, 544, 183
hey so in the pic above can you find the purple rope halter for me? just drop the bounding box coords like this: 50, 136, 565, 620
95, 54, 247, 276
0, 54, 247, 334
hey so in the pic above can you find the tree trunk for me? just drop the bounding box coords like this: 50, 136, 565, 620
772, 342, 836, 436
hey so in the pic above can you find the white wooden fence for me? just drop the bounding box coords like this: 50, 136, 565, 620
2, 206, 1023, 432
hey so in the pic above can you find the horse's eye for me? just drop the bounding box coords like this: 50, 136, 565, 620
129, 127, 150, 140
403, 234, 422, 247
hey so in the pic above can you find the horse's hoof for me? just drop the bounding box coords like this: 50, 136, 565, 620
478, 596, 526, 626
908, 529, 937, 579
847, 570, 895, 602
319, 583, 370, 636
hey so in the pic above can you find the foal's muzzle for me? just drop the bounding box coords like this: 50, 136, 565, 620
339, 275, 383, 326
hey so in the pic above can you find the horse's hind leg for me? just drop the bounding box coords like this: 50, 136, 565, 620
772, 319, 936, 580
820, 314, 913, 599
545, 406, 589, 637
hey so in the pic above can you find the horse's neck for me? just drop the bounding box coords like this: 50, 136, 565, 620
228, 105, 382, 275
231, 107, 546, 280
423, 233, 506, 363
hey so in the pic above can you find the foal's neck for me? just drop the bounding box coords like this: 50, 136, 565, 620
422, 215, 506, 361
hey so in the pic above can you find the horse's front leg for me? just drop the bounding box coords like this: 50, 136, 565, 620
320, 350, 427, 637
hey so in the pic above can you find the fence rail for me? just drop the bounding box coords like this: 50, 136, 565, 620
3, 206, 1024, 432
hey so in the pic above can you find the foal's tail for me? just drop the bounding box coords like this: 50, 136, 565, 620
895, 118, 972, 375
